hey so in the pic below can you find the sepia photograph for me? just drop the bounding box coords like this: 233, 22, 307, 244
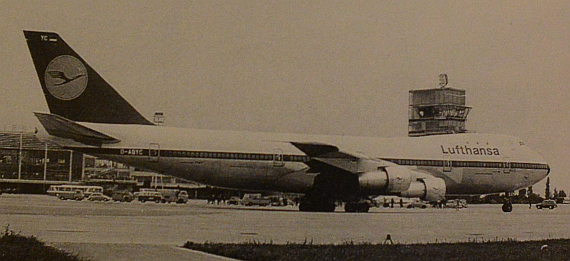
0, 1, 569, 260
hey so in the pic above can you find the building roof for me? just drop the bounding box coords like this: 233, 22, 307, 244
0, 132, 60, 150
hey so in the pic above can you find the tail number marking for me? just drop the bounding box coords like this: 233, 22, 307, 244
120, 149, 144, 156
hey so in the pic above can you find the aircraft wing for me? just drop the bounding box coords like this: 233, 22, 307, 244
290, 142, 393, 174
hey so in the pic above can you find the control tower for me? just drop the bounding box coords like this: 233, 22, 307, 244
408, 74, 471, 137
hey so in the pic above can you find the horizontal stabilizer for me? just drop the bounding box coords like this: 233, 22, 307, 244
34, 112, 120, 146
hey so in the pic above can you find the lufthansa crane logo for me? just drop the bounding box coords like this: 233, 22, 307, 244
44, 55, 88, 100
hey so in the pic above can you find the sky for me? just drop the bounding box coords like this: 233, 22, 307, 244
1, 1, 569, 193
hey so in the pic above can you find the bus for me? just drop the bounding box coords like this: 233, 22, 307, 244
47, 185, 104, 200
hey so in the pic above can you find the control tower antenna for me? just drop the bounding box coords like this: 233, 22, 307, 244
438, 73, 448, 88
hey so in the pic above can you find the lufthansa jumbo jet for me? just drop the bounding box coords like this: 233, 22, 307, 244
24, 31, 549, 213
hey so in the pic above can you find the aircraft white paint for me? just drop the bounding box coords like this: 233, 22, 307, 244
24, 31, 549, 212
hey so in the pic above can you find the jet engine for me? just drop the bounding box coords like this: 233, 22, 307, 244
400, 176, 446, 202
358, 166, 446, 201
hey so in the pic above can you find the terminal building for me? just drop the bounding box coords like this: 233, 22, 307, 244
408, 74, 471, 137
0, 131, 82, 193
0, 130, 204, 194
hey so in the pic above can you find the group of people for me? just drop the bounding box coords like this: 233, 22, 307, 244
206, 194, 229, 204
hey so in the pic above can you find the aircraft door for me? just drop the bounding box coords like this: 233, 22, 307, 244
149, 143, 160, 162
502, 157, 510, 174
443, 155, 452, 172
273, 149, 284, 167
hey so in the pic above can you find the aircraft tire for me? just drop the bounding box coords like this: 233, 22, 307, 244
502, 203, 513, 212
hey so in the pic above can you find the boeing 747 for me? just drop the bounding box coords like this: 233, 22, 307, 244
24, 30, 549, 212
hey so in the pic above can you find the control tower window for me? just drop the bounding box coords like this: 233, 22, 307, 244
418, 107, 436, 118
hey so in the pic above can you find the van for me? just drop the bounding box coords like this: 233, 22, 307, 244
241, 193, 271, 206
57, 190, 85, 201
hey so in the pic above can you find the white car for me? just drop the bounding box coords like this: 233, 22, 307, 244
86, 192, 112, 202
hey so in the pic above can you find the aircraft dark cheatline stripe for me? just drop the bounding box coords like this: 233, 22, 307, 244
382, 158, 549, 170
68, 147, 548, 170
66, 147, 311, 162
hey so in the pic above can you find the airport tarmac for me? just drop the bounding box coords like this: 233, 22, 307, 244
1, 194, 570, 259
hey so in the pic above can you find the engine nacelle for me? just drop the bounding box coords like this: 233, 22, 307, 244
358, 166, 413, 195
358, 171, 388, 195
400, 177, 446, 202
358, 166, 446, 201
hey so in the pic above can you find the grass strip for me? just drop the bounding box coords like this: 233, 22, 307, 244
0, 226, 82, 261
184, 238, 570, 261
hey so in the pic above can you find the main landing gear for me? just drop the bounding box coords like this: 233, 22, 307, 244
502, 191, 513, 212
298, 196, 336, 212
299, 197, 372, 213
344, 199, 371, 213
299, 171, 359, 213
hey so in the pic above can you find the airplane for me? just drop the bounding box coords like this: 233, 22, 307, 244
23, 30, 550, 213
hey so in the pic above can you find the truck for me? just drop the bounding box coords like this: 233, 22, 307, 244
134, 190, 163, 203
135, 188, 189, 204
241, 193, 271, 206
157, 189, 189, 204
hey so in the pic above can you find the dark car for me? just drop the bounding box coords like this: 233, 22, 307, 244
536, 200, 557, 209
227, 196, 241, 205
112, 190, 134, 202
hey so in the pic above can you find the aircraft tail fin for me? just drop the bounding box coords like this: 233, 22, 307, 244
24, 30, 153, 125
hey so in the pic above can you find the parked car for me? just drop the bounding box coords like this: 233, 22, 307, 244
406, 199, 429, 209
445, 199, 467, 209
86, 192, 111, 202
112, 190, 133, 202
227, 196, 241, 205
536, 199, 557, 209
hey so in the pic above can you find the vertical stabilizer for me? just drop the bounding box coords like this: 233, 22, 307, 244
24, 30, 153, 125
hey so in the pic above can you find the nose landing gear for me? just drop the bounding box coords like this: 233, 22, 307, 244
502, 191, 513, 212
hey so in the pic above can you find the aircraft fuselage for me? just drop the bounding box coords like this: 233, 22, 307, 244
56, 123, 549, 196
